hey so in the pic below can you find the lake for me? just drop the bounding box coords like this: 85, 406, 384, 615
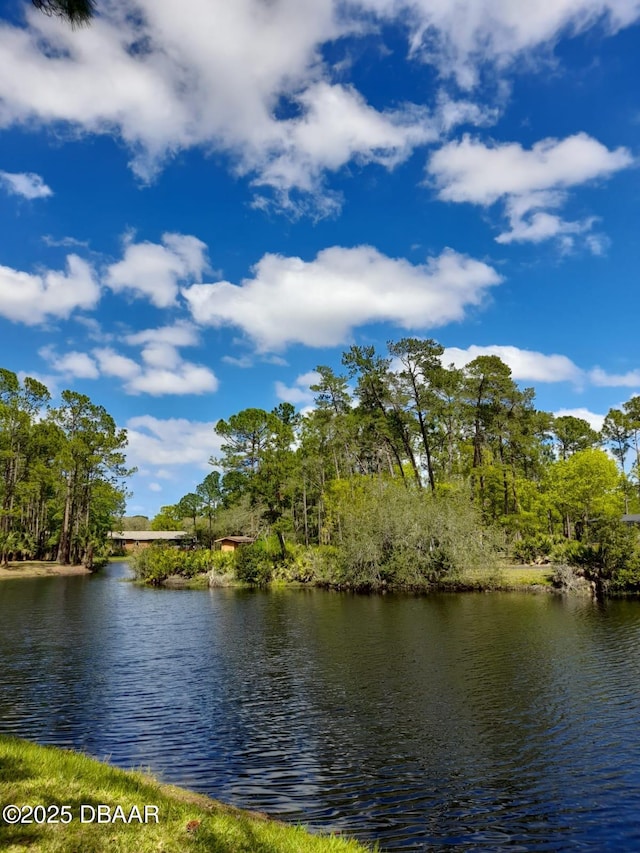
2, 561, 640, 850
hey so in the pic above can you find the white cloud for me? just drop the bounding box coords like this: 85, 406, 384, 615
364, 0, 640, 87
93, 344, 218, 396
0, 0, 637, 209
589, 367, 640, 388
39, 346, 99, 379
125, 322, 199, 348
429, 134, 631, 205
125, 363, 218, 396
442, 345, 584, 383
105, 233, 208, 308
0, 255, 100, 325
0, 170, 52, 199
428, 133, 632, 247
0, 3, 436, 208
93, 347, 140, 380
275, 370, 321, 405
154, 469, 173, 480
43, 235, 89, 248
124, 415, 223, 470
148, 482, 162, 492
184, 245, 501, 351
553, 407, 606, 432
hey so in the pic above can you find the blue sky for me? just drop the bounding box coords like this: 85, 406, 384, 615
1, 0, 639, 517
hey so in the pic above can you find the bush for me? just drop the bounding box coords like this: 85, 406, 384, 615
130, 546, 217, 584
511, 534, 553, 564
233, 542, 273, 585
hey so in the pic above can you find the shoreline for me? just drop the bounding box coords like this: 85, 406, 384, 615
0, 561, 92, 580
154, 564, 560, 594
0, 735, 368, 852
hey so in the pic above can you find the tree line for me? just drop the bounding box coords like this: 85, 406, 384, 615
148, 339, 640, 592
0, 369, 130, 567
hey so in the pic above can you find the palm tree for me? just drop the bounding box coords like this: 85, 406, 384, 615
32, 0, 95, 27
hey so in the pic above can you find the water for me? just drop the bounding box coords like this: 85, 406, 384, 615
2, 561, 640, 850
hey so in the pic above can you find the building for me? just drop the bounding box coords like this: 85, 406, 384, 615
108, 530, 194, 551
214, 535, 255, 552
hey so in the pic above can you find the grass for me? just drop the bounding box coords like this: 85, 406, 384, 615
0, 736, 371, 853
454, 563, 554, 590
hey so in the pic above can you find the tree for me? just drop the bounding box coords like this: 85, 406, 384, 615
388, 338, 445, 492
548, 448, 623, 540
196, 472, 223, 544
215, 407, 297, 557
50, 391, 130, 565
601, 408, 632, 473
151, 505, 185, 531
552, 415, 600, 460
32, 0, 95, 27
177, 492, 203, 533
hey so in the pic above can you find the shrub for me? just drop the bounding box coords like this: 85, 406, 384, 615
233, 542, 273, 585
512, 534, 553, 564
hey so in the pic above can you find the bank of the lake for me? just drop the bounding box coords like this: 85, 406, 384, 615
0, 736, 369, 853
148, 562, 557, 594
0, 562, 91, 580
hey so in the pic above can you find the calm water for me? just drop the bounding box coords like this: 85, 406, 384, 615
2, 562, 640, 850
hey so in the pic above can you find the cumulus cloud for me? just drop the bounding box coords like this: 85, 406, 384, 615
275, 370, 321, 405
589, 366, 640, 387
184, 245, 501, 351
442, 344, 584, 383
124, 415, 223, 470
38, 346, 99, 380
428, 133, 632, 247
3, 0, 616, 210
0, 2, 439, 208
0, 170, 52, 199
0, 255, 100, 325
105, 233, 208, 308
125, 362, 218, 396
93, 344, 218, 396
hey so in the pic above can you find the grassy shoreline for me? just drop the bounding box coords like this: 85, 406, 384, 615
0, 736, 370, 852
155, 563, 557, 593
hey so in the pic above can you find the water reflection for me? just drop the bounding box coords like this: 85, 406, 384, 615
2, 565, 640, 850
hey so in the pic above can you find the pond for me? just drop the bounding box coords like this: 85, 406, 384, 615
2, 561, 640, 850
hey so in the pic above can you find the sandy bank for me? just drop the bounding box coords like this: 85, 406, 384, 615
0, 561, 91, 580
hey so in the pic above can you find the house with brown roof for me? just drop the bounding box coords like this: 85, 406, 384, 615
214, 535, 255, 552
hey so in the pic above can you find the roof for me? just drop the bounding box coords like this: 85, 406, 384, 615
214, 535, 255, 544
108, 530, 191, 541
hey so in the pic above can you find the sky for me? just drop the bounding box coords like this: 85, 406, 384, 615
1, 0, 639, 517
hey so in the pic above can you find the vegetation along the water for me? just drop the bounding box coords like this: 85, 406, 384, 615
4, 338, 640, 594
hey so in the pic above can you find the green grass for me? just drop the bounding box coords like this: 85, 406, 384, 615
455, 564, 554, 589
0, 736, 371, 853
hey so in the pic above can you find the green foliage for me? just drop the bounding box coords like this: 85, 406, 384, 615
130, 546, 218, 584
511, 534, 554, 564
323, 476, 497, 588
233, 541, 274, 585
0, 369, 129, 567
566, 519, 640, 590
151, 505, 185, 530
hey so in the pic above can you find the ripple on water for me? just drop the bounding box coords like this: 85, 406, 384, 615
3, 572, 640, 850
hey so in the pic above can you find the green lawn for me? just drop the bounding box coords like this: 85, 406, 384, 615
0, 736, 371, 853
